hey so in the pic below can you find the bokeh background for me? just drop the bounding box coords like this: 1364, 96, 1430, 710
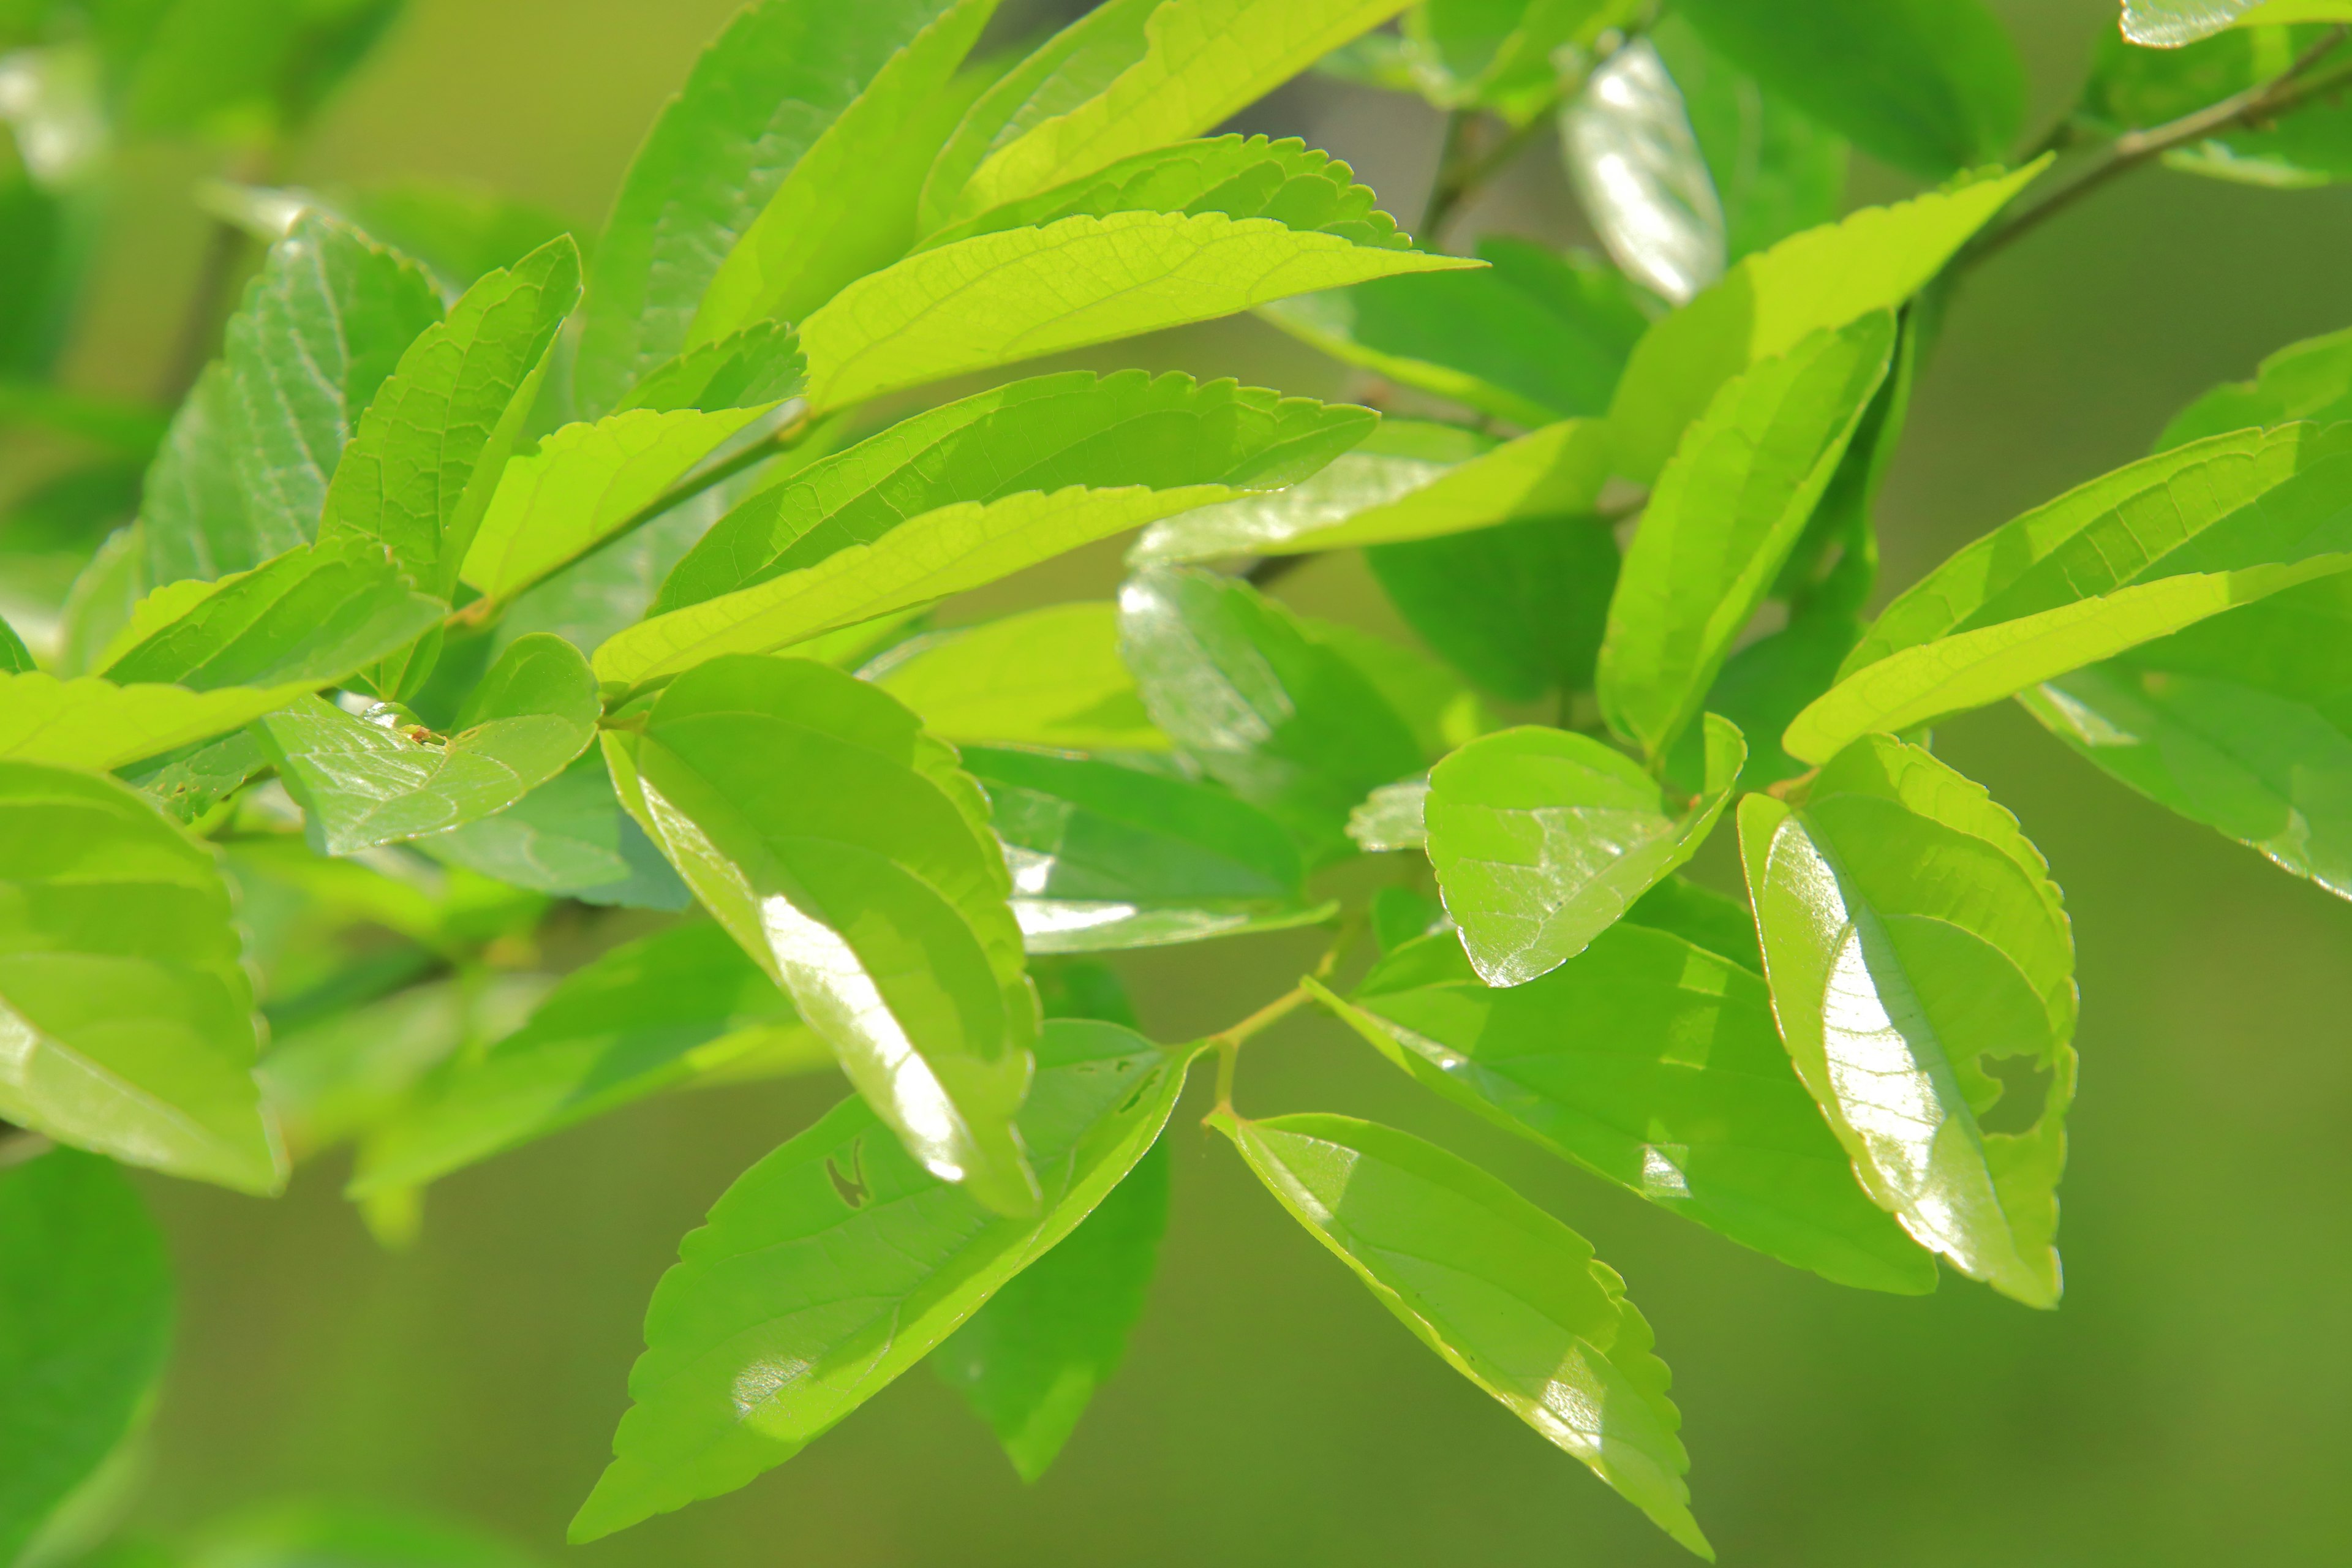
14, 0, 2352, 1562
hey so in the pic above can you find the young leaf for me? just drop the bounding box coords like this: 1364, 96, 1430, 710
1670, 0, 2023, 179
1599, 313, 1894, 761
872, 603, 1168, 752
601, 655, 1041, 1215
572, 0, 976, 412
1739, 735, 2075, 1308
1427, 717, 1745, 987
569, 1019, 1191, 1540
221, 213, 443, 554
0, 674, 304, 772
0, 761, 284, 1193
1215, 1110, 1710, 1558
797, 209, 1476, 413
614, 322, 807, 416
456, 405, 777, 607
947, 0, 1417, 220
963, 744, 1330, 951
1368, 513, 1620, 703
415, 753, 692, 909
0, 1148, 173, 1566
653, 371, 1373, 612
1651, 14, 1847, 266
1311, 922, 1935, 1293
1259, 240, 1652, 426
1131, 419, 1610, 563
1117, 567, 1425, 864
1607, 162, 2041, 483
258, 633, 600, 854
688, 0, 997, 341
1560, 38, 1728, 304
2157, 323, 2352, 451
315, 235, 582, 598
352, 924, 823, 1196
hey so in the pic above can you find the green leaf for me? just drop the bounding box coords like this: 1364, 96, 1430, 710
946, 0, 1416, 220
2120, 0, 2258, 48
1738, 734, 2075, 1308
57, 526, 150, 682
1606, 162, 2041, 483
258, 976, 517, 1161
414, 753, 691, 909
1117, 567, 1426, 864
932, 1139, 1169, 1481
1215, 1110, 1710, 1558
0, 1147, 172, 1566
1306, 614, 1493, 760
315, 236, 582, 599
1348, 776, 1430, 852
569, 1019, 1191, 1541
2158, 323, 2352, 451
1260, 240, 1652, 425
220, 213, 443, 557
123, 729, 271, 826
2017, 572, 2352, 897
138, 364, 273, 585
927, 132, 1411, 252
456, 405, 776, 607
332, 178, 584, 293
1624, 873, 1763, 971
1651, 15, 1847, 265
0, 761, 284, 1193
1427, 717, 1744, 986
1367, 513, 1620, 703
1312, 922, 1934, 1292
1559, 39, 1727, 304
572, 0, 975, 412
1131, 418, 1610, 563
352, 924, 823, 1197
601, 655, 1041, 1216
689, 0, 998, 341
0, 674, 302, 772
872, 603, 1168, 752
1672, 0, 2022, 179
0, 612, 31, 673
798, 210, 1476, 415
654, 371, 1374, 612
1599, 313, 1895, 761
963, 744, 1330, 951
614, 322, 807, 416
103, 537, 445, 693
1404, 0, 1635, 113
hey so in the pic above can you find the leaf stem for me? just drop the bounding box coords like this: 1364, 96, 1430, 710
1971, 26, 2351, 268
1205, 914, 1362, 1113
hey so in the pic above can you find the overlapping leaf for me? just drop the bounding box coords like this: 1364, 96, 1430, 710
1367, 513, 1619, 703
872, 603, 1167, 752
1652, 15, 1847, 266
2157, 323, 2352, 451
415, 753, 691, 908
614, 322, 807, 416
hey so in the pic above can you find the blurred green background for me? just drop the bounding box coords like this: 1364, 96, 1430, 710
16, 0, 2352, 1562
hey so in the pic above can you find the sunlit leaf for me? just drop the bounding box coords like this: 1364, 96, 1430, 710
602, 654, 1040, 1215
0, 674, 298, 772
614, 322, 807, 417
1560, 39, 1727, 304
2157, 322, 2352, 451
1740, 734, 2074, 1308
569, 1020, 1191, 1540
2121, 0, 2255, 46
1311, 922, 1935, 1292
0, 762, 284, 1193
873, 603, 1168, 752
1216, 1110, 1711, 1558
1427, 717, 1744, 986
0, 1147, 172, 1565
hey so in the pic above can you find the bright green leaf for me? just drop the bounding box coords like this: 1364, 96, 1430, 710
1559, 39, 1727, 304
2157, 323, 2352, 450
0, 613, 31, 673
1739, 734, 2075, 1308
258, 633, 598, 854
797, 209, 1476, 414
414, 753, 691, 908
1367, 513, 1620, 703
0, 761, 284, 1193
1427, 717, 1744, 986
1215, 1110, 1711, 1558
0, 1147, 172, 1566
1599, 313, 1894, 761
569, 1019, 1191, 1540
1312, 921, 1935, 1292
2122, 0, 2255, 45
873, 603, 1167, 752
614, 322, 807, 417
0, 673, 305, 772
602, 655, 1040, 1215
1306, 614, 1493, 761
139, 364, 274, 586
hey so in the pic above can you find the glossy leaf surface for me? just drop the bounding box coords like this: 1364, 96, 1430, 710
1599, 314, 1894, 760
964, 744, 1327, 951
1428, 717, 1744, 987
1561, 39, 1726, 304
1651, 15, 1847, 266
416, 753, 691, 908
260, 633, 599, 853
1216, 1111, 1709, 1557
1740, 735, 2075, 1308
654, 371, 1371, 612
603, 655, 1040, 1215
1117, 567, 1425, 863
797, 210, 1475, 413
0, 762, 282, 1192
873, 603, 1167, 752
354, 923, 823, 1196
1313, 923, 1933, 1292
0, 1147, 172, 1565
571, 1020, 1191, 1540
